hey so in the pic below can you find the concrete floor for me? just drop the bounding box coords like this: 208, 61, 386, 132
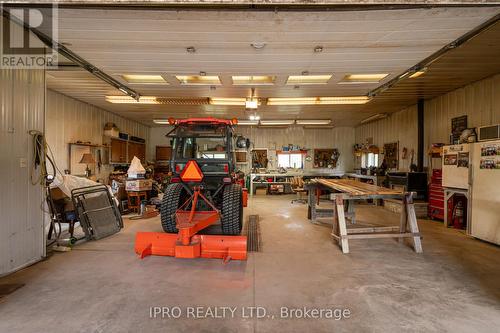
0, 195, 499, 332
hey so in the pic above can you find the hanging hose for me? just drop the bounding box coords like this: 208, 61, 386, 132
29, 130, 58, 186
28, 130, 63, 246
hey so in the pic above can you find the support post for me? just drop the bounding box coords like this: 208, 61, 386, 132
417, 98, 424, 172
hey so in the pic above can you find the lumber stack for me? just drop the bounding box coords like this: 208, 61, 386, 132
312, 178, 402, 196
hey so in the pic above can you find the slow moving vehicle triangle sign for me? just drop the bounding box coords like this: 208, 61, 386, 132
180, 160, 204, 182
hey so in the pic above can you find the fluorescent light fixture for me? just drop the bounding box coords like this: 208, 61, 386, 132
260, 120, 295, 126
339, 73, 389, 84
153, 119, 171, 124
245, 98, 259, 109
296, 119, 332, 125
232, 76, 275, 85
286, 75, 332, 85
409, 69, 427, 78
360, 113, 388, 124
237, 120, 259, 125
121, 74, 167, 84
267, 96, 370, 105
106, 96, 159, 104
176, 75, 221, 85
249, 114, 260, 121
209, 97, 246, 106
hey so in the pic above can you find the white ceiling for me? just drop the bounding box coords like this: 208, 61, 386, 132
43, 7, 500, 126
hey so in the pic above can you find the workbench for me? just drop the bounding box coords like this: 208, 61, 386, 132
306, 179, 423, 254
249, 171, 343, 195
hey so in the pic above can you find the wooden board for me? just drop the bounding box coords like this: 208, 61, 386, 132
312, 178, 402, 196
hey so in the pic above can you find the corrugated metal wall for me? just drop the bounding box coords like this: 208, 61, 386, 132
149, 126, 355, 173
424, 73, 500, 149
237, 126, 355, 172
46, 89, 151, 180
355, 73, 500, 170
0, 69, 46, 276
355, 105, 418, 170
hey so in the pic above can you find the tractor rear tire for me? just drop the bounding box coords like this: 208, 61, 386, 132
221, 184, 243, 235
160, 183, 184, 233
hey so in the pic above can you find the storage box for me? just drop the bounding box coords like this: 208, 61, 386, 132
255, 187, 267, 195
104, 128, 119, 138
126, 179, 152, 191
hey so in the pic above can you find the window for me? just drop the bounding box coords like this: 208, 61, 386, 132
174, 137, 227, 159
277, 153, 304, 169
361, 153, 379, 168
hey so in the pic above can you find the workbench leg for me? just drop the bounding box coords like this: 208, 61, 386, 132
335, 196, 349, 254
332, 199, 338, 237
309, 187, 317, 221
399, 196, 408, 243
347, 199, 356, 224
405, 194, 423, 253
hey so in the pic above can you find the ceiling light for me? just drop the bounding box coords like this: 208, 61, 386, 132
286, 75, 332, 85
121, 74, 168, 84
176, 75, 221, 85
232, 76, 275, 85
245, 99, 259, 109
260, 120, 295, 126
409, 68, 427, 78
314, 46, 323, 53
249, 115, 260, 121
106, 96, 159, 104
251, 42, 266, 50
360, 113, 388, 124
209, 97, 246, 106
296, 119, 331, 125
153, 119, 171, 124
267, 96, 370, 105
237, 120, 259, 125
186, 46, 196, 53
339, 74, 389, 84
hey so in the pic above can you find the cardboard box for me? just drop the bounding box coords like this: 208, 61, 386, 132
255, 187, 267, 195
126, 179, 152, 191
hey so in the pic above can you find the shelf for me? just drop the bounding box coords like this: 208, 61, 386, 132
69, 142, 106, 148
276, 150, 307, 155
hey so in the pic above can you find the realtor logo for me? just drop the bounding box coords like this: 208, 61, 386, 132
1, 5, 58, 69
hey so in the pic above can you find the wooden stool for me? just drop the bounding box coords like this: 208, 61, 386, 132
127, 191, 148, 213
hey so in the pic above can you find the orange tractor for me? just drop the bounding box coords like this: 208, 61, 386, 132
135, 118, 248, 261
